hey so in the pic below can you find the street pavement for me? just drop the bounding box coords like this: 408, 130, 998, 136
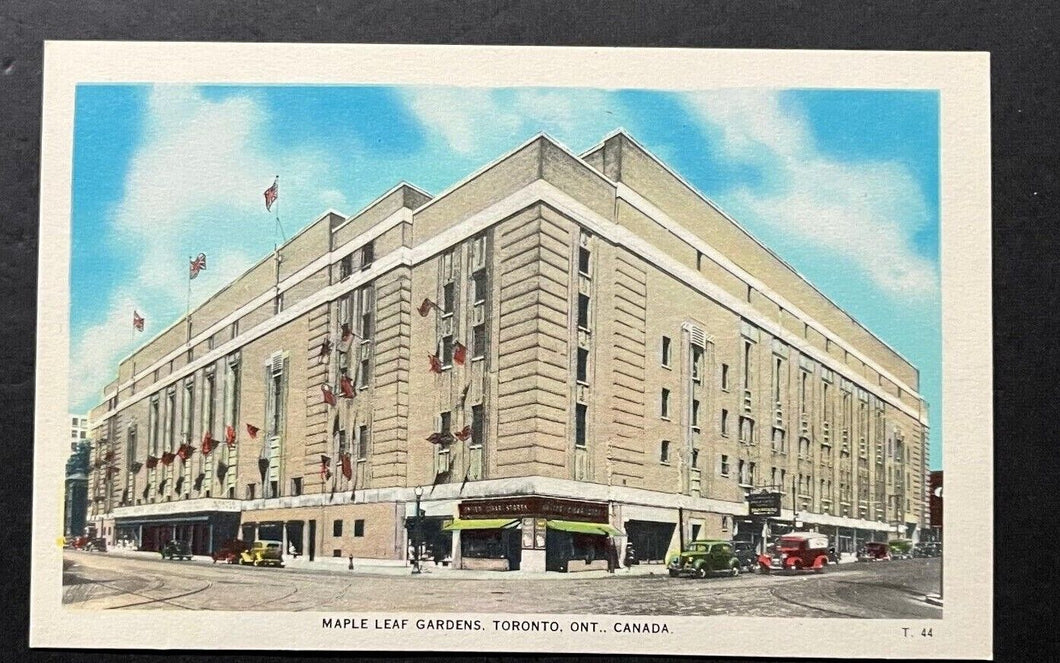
63, 550, 941, 619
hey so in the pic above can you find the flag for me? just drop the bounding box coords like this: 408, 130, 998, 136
340, 452, 352, 481
177, 443, 196, 462
130, 461, 143, 474
217, 460, 229, 480
341, 322, 352, 343
460, 382, 471, 405
320, 454, 332, 481
322, 384, 337, 406
318, 337, 332, 361
246, 423, 260, 439
264, 177, 278, 211
426, 432, 443, 445
417, 297, 440, 317
202, 432, 215, 456
339, 373, 355, 399
454, 425, 472, 442
428, 354, 442, 374
146, 455, 159, 469
453, 341, 467, 366
189, 253, 207, 279
133, 310, 145, 332
193, 473, 205, 492
161, 451, 176, 466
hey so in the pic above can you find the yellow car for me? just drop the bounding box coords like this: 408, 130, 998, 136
238, 540, 285, 567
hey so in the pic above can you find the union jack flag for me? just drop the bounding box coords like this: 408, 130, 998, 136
264, 177, 279, 211
189, 253, 207, 279
133, 310, 145, 331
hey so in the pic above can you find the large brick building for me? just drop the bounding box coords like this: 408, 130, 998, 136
86, 131, 930, 572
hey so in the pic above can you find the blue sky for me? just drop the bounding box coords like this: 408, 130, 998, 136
70, 84, 941, 468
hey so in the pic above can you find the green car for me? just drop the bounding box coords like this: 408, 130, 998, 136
667, 540, 741, 579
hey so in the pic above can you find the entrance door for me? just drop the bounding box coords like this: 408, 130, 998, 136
625, 520, 676, 563
504, 529, 521, 571
308, 520, 316, 561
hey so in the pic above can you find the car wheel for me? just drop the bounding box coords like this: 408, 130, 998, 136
693, 567, 707, 580
730, 564, 740, 577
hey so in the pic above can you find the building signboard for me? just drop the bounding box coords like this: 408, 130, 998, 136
459, 496, 608, 523
747, 492, 782, 518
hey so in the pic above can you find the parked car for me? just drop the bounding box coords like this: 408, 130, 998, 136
668, 540, 741, 578
858, 541, 892, 562
889, 539, 914, 559
211, 539, 250, 564
160, 540, 192, 560
758, 532, 830, 574
731, 540, 759, 573
85, 537, 108, 552
239, 540, 285, 567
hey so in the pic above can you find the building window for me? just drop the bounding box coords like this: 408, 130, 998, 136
661, 336, 671, 367
772, 427, 786, 452
577, 293, 590, 329
472, 323, 487, 359
333, 519, 343, 537
578, 246, 591, 276
696, 251, 703, 270
721, 409, 729, 436
149, 397, 160, 455
749, 462, 757, 485
473, 270, 488, 304
339, 254, 353, 280
354, 519, 365, 537
357, 425, 369, 460
691, 399, 701, 430
440, 412, 452, 438
739, 416, 755, 445
266, 356, 286, 438
575, 404, 587, 448
721, 363, 730, 391
737, 459, 746, 484
743, 340, 753, 389
274, 292, 284, 314
246, 483, 256, 500
358, 286, 373, 340
691, 448, 699, 468
291, 477, 302, 496
660, 440, 671, 464
660, 388, 670, 419
442, 282, 455, 315
165, 390, 176, 451
441, 334, 453, 368
471, 405, 484, 446
181, 379, 195, 445
71, 417, 78, 427
720, 454, 730, 476
692, 346, 703, 382
361, 241, 374, 270
577, 347, 589, 383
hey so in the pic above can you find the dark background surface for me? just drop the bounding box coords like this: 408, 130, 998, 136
1, 1, 1056, 661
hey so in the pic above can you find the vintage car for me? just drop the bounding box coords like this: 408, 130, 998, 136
731, 540, 759, 573
757, 532, 830, 573
889, 539, 914, 559
668, 540, 741, 578
858, 541, 892, 561
211, 539, 250, 564
239, 540, 285, 567
160, 540, 192, 560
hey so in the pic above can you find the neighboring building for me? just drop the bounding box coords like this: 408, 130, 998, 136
70, 413, 88, 443
929, 470, 943, 541
64, 438, 91, 538
86, 131, 931, 571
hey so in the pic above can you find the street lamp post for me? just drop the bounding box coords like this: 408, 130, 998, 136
412, 486, 423, 574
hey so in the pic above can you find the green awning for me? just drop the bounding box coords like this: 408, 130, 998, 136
546, 520, 619, 536
443, 518, 519, 531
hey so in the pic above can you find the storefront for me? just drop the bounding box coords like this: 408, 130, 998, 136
624, 520, 676, 563
116, 511, 240, 555
447, 496, 622, 572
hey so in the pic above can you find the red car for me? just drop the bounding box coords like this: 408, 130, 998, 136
211, 539, 250, 564
858, 541, 892, 562
758, 532, 830, 574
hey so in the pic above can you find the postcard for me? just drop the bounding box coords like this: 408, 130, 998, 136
31, 42, 991, 658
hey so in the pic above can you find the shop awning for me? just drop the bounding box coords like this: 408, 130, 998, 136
443, 518, 520, 531
547, 520, 622, 536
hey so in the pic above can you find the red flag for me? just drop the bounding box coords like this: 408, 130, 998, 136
341, 322, 352, 343
453, 341, 467, 366
339, 374, 355, 399
320, 454, 332, 481
145, 455, 159, 469
322, 384, 337, 406
189, 253, 207, 279
177, 443, 196, 462
201, 432, 215, 456
104, 450, 115, 462
428, 354, 442, 374
340, 453, 352, 481
417, 298, 439, 317
246, 423, 260, 439
161, 452, 175, 466
264, 177, 278, 211
225, 425, 237, 449
426, 432, 443, 444
133, 310, 145, 331
318, 337, 332, 361
454, 425, 472, 442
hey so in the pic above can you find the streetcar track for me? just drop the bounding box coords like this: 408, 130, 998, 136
767, 586, 868, 619
104, 579, 214, 610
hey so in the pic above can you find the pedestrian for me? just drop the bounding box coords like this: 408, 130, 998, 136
606, 540, 617, 573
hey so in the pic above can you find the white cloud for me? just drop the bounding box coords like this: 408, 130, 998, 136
71, 86, 340, 411
683, 90, 937, 301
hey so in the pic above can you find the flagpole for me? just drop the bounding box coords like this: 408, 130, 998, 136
186, 255, 193, 342
273, 175, 287, 244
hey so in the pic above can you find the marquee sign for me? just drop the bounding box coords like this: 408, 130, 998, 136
459, 496, 608, 523
746, 491, 782, 518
